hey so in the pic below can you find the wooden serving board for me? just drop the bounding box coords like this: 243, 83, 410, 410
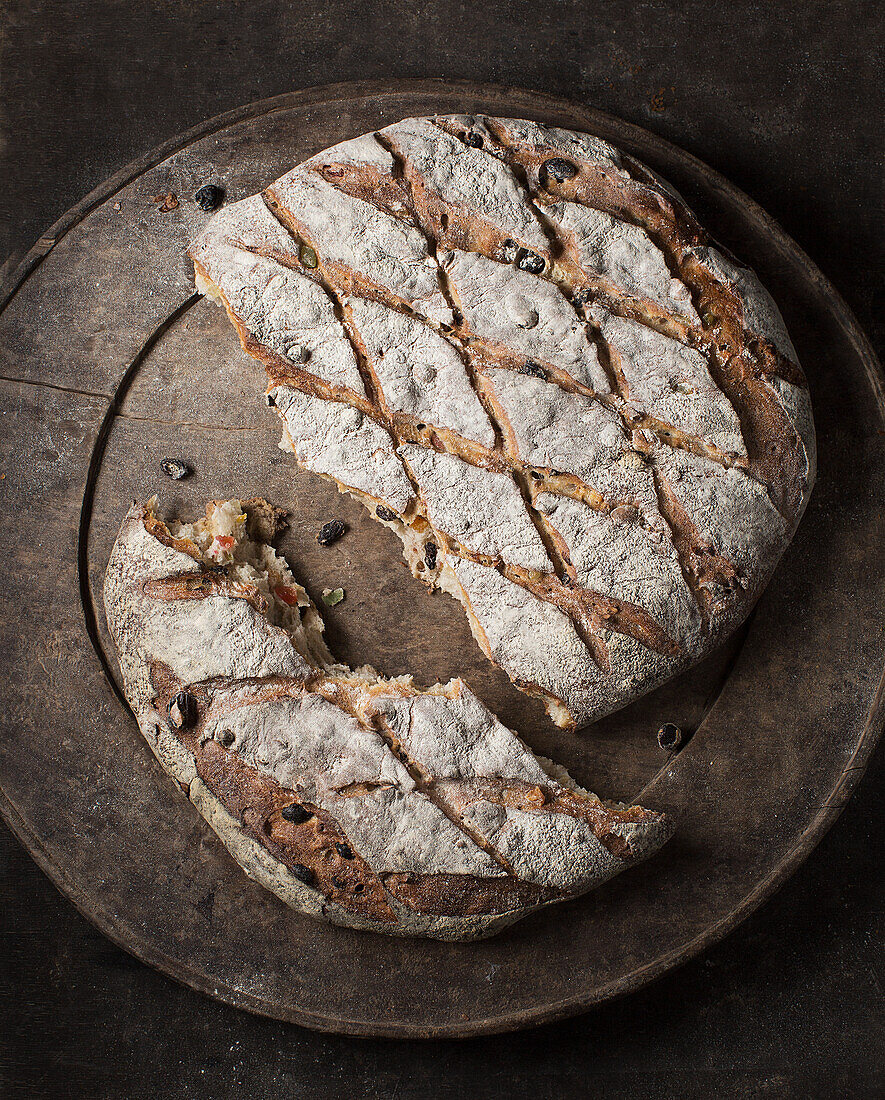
1, 81, 882, 1038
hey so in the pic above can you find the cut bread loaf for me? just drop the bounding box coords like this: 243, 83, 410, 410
104, 498, 673, 940
189, 116, 815, 728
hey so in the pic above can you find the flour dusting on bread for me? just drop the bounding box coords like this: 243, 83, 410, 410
188, 116, 815, 730
104, 498, 674, 940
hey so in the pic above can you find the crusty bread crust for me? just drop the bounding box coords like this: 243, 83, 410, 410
104, 500, 674, 940
187, 117, 814, 729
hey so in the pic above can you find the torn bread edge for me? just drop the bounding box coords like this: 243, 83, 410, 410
103, 496, 674, 940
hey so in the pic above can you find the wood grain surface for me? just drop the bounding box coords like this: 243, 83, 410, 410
1, 82, 882, 1042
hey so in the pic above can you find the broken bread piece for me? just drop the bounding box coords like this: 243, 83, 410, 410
188, 117, 814, 730
104, 498, 674, 941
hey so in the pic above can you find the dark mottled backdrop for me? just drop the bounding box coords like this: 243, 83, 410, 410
1, 2, 882, 1096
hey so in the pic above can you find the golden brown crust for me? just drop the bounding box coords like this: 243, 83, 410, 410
142, 572, 269, 614
650, 465, 740, 617
263, 190, 423, 319
151, 671, 398, 923
508, 569, 681, 658
382, 872, 559, 916
152, 672, 574, 920
437, 779, 662, 861
311, 159, 414, 224
142, 508, 202, 561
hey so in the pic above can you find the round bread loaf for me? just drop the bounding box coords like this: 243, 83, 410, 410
188, 116, 815, 729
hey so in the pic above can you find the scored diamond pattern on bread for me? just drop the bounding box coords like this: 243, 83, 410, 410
105, 499, 674, 939
188, 116, 815, 729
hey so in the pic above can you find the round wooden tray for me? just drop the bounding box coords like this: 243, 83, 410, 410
1, 81, 882, 1038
